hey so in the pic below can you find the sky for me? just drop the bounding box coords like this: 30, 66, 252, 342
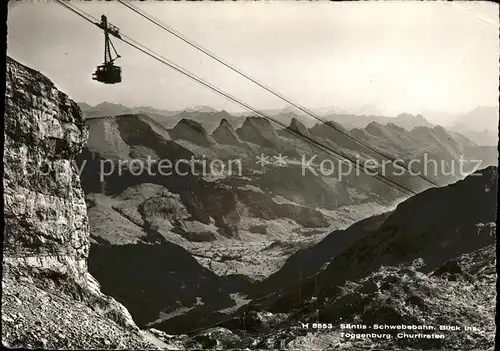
7, 1, 499, 123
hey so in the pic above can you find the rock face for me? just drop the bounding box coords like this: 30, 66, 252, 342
4, 56, 90, 278
212, 118, 243, 145
169, 118, 217, 147
2, 57, 162, 349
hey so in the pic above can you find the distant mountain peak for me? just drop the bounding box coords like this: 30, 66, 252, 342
170, 118, 217, 147
241, 116, 274, 129
219, 118, 231, 126
393, 113, 433, 129
287, 117, 311, 138
77, 102, 93, 109
366, 120, 384, 128
386, 123, 406, 133
184, 105, 218, 113
95, 101, 127, 109
236, 116, 279, 147
365, 121, 389, 137
432, 124, 448, 133
323, 120, 349, 132
212, 118, 243, 145
289, 117, 306, 129
453, 106, 498, 133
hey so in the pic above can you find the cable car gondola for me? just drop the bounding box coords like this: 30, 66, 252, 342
93, 15, 122, 84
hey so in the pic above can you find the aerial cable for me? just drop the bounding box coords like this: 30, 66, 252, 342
116, 0, 440, 189
54, 0, 417, 196
54, 0, 418, 196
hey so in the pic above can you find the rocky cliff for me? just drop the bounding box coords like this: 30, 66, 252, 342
4, 56, 90, 278
2, 57, 165, 349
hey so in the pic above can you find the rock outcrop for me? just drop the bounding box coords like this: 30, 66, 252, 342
2, 57, 163, 349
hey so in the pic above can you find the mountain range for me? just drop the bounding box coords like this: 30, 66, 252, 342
75, 100, 496, 331
79, 102, 498, 146
446, 106, 499, 146
4, 56, 498, 350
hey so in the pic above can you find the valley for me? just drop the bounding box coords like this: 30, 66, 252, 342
76, 100, 497, 331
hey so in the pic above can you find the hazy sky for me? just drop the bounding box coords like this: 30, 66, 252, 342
7, 1, 499, 122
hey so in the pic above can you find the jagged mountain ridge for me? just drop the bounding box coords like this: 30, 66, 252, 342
80, 108, 497, 337
8, 55, 497, 351
80, 100, 498, 146
81, 113, 419, 236
77, 95, 496, 340
79, 102, 243, 133
87, 110, 472, 214
79, 101, 475, 136
321, 112, 434, 131
79, 110, 496, 278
